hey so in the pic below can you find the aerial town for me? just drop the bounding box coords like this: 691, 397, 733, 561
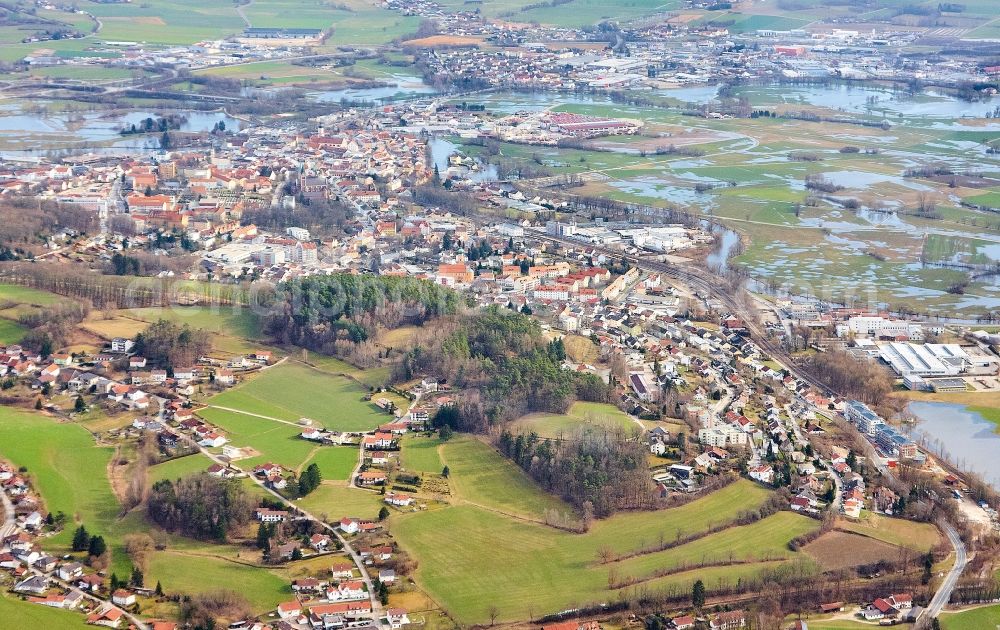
0, 0, 999, 629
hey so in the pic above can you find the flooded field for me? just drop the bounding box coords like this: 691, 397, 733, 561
0, 102, 240, 156
455, 83, 1000, 316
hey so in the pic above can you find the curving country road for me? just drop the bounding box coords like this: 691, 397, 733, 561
925, 521, 967, 620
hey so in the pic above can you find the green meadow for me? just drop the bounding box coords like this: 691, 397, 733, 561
393, 479, 812, 624
0, 590, 92, 629
941, 604, 1000, 630
296, 483, 385, 521
207, 361, 389, 431
510, 401, 638, 439
400, 434, 445, 474
440, 435, 572, 521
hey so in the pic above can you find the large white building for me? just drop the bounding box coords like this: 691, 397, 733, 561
877, 342, 967, 378
837, 316, 922, 340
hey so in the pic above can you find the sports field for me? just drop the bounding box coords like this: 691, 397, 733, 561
393, 479, 809, 623
207, 361, 389, 431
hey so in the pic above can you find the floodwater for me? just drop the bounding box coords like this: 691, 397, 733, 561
906, 401, 1000, 490
0, 106, 240, 156
310, 74, 437, 103
733, 84, 998, 119
705, 224, 740, 272
428, 136, 498, 182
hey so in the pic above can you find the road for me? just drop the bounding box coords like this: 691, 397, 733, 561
924, 521, 967, 620
0, 489, 15, 540
175, 431, 386, 626
1, 485, 148, 628
524, 222, 971, 605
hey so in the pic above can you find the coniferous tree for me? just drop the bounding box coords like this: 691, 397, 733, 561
71, 525, 90, 552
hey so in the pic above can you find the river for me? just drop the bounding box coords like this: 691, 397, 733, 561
906, 401, 1000, 490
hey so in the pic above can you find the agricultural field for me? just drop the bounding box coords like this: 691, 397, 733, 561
803, 530, 908, 572
837, 515, 940, 552
0, 283, 62, 344
144, 551, 291, 614
296, 482, 385, 521
148, 452, 217, 483
206, 361, 391, 431
941, 604, 1000, 630
511, 401, 639, 440
400, 434, 446, 474
194, 60, 352, 86
86, 0, 245, 44
0, 406, 121, 556
461, 84, 1000, 316
0, 589, 92, 629
195, 406, 358, 479
393, 479, 806, 624
440, 435, 572, 521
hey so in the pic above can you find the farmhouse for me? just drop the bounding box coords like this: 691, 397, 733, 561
710, 611, 747, 630
112, 589, 136, 607
255, 508, 290, 523
385, 492, 414, 507
86, 606, 125, 628
357, 471, 387, 486
276, 600, 302, 620
326, 580, 367, 601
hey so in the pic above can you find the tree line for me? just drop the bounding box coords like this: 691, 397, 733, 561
262, 273, 464, 353
134, 319, 213, 370
147, 473, 255, 541
495, 428, 653, 518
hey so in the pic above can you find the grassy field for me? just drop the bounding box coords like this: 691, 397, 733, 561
303, 446, 358, 480
146, 551, 290, 614
148, 453, 216, 483
393, 480, 791, 623
511, 401, 638, 440
0, 283, 61, 306
837, 515, 940, 551
440, 435, 573, 521
401, 434, 445, 474
296, 482, 385, 521
610, 511, 816, 582
0, 590, 92, 629
87, 0, 244, 44
0, 407, 119, 553
195, 59, 351, 85
0, 283, 62, 343
207, 361, 390, 431
941, 604, 1000, 630
0, 318, 25, 344
195, 406, 358, 479
301, 353, 392, 388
